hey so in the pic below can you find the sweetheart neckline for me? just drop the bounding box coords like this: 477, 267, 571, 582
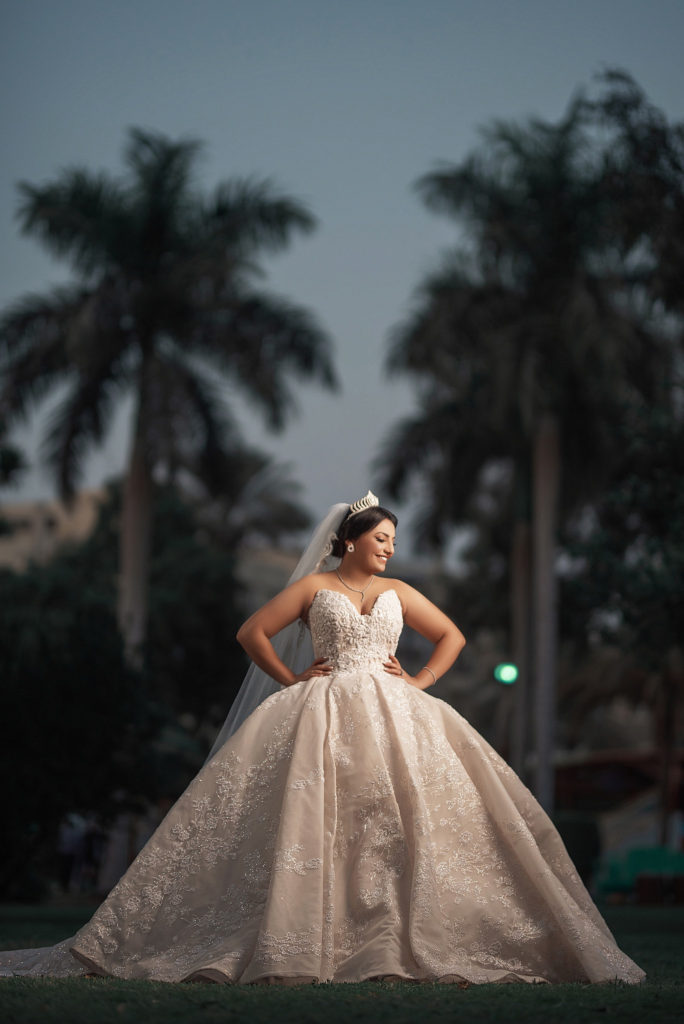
310, 587, 399, 619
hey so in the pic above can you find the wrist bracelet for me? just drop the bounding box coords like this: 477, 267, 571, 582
422, 665, 437, 686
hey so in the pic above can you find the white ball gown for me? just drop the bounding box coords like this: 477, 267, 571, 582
0, 588, 644, 984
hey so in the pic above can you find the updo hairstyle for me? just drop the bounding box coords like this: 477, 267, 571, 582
331, 506, 398, 559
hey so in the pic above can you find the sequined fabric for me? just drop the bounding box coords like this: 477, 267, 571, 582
0, 589, 644, 984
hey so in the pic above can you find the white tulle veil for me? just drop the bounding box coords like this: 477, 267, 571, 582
205, 502, 349, 762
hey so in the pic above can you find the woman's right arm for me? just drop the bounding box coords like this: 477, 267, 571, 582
236, 577, 331, 687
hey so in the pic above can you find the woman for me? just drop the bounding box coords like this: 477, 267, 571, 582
0, 494, 643, 985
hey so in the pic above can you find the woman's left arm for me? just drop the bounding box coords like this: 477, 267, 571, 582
384, 582, 466, 690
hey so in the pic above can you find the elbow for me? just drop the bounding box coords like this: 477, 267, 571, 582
236, 620, 252, 651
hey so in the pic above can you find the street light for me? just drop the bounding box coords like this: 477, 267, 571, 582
494, 662, 519, 685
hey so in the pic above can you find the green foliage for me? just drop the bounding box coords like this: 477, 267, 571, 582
48, 482, 250, 724
176, 445, 311, 549
588, 69, 684, 320
0, 557, 146, 898
566, 406, 684, 669
145, 487, 249, 717
0, 483, 255, 897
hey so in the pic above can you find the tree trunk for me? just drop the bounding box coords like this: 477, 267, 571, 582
532, 413, 560, 813
117, 425, 153, 668
510, 518, 532, 778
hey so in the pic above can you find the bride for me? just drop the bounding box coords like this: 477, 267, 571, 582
0, 493, 644, 985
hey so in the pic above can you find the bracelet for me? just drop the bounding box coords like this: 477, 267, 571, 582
422, 665, 437, 686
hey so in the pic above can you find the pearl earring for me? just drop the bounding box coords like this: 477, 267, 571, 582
347, 543, 355, 553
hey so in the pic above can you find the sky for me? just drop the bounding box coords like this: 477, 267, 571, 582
2, 0, 684, 534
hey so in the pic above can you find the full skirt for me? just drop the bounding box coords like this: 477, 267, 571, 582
0, 670, 644, 984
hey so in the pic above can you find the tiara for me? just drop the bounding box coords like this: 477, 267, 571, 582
347, 490, 379, 518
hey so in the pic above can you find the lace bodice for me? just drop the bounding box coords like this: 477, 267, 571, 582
308, 588, 403, 673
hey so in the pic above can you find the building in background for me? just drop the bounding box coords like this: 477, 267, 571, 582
0, 489, 105, 571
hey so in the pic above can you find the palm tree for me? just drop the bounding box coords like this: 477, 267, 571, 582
166, 441, 313, 550
378, 97, 669, 810
588, 69, 684, 330
563, 403, 684, 843
0, 128, 337, 662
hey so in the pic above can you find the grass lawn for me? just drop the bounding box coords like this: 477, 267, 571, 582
0, 903, 682, 1023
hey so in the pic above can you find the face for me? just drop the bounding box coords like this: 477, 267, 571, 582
351, 518, 396, 573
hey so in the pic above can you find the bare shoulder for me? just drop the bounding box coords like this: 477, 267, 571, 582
266, 573, 323, 614
387, 578, 420, 597
305, 570, 337, 593
290, 571, 337, 607
286, 573, 325, 596
384, 577, 422, 609
387, 578, 458, 634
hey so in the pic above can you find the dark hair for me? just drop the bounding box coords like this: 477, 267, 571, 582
331, 506, 398, 559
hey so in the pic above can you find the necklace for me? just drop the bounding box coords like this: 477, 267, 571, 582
335, 568, 375, 599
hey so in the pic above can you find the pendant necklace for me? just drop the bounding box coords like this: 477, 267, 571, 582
335, 568, 375, 600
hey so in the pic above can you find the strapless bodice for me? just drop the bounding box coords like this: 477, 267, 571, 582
308, 588, 403, 673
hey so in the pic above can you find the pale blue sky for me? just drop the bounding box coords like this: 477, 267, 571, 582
2, 0, 684, 530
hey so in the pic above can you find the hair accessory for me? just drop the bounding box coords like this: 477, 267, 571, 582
316, 532, 338, 570
347, 490, 380, 518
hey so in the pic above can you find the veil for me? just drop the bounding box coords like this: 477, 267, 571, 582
204, 502, 349, 762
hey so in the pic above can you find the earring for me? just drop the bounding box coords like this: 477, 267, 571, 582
347, 543, 355, 553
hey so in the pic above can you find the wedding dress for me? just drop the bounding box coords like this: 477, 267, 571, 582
0, 587, 644, 984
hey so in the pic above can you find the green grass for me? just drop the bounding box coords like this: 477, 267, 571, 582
0, 904, 682, 1023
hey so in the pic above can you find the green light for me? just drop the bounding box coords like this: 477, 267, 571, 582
494, 662, 519, 685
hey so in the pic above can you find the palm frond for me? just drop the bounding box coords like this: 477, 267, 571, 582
193, 291, 337, 427
0, 286, 92, 419
374, 398, 507, 545
17, 173, 127, 277
42, 360, 129, 498
179, 446, 310, 548
205, 454, 311, 544
205, 179, 316, 253
125, 127, 203, 204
